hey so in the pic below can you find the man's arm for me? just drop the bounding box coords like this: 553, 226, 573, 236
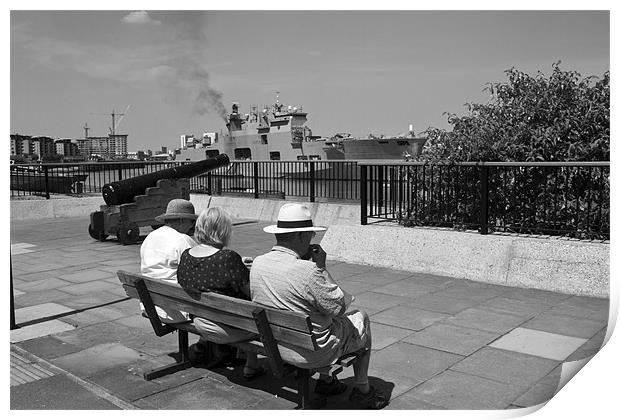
308, 267, 355, 317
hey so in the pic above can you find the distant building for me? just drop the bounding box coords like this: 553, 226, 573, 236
76, 134, 128, 159
54, 138, 79, 157
10, 134, 31, 156
31, 136, 55, 158
161, 146, 168, 154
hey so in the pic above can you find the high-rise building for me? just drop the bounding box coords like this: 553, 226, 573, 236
75, 134, 128, 159
54, 139, 80, 157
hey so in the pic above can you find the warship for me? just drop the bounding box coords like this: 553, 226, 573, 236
175, 95, 427, 162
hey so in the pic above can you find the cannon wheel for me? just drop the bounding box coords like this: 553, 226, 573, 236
117, 226, 140, 245
88, 224, 108, 242
151, 224, 164, 230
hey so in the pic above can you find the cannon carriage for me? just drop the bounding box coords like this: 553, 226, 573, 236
88, 154, 229, 245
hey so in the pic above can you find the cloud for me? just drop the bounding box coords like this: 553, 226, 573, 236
122, 11, 161, 25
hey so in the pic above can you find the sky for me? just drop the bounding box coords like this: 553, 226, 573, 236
10, 8, 610, 152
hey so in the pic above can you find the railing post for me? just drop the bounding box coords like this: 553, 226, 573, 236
207, 172, 213, 195
309, 162, 315, 203
253, 161, 259, 199
479, 166, 489, 235
117, 164, 123, 181
360, 164, 368, 225
10, 255, 17, 330
43, 165, 50, 199
377, 165, 384, 217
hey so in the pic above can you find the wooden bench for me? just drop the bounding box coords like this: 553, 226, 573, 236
116, 270, 365, 409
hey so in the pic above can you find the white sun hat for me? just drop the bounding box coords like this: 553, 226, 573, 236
263, 203, 327, 234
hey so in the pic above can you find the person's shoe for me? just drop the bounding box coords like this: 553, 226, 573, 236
242, 366, 267, 380
314, 377, 348, 396
188, 342, 208, 366
348, 385, 389, 409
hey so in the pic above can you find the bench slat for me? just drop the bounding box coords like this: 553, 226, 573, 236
123, 285, 316, 350
118, 271, 313, 333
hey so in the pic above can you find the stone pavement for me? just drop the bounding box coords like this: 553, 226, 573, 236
10, 216, 609, 410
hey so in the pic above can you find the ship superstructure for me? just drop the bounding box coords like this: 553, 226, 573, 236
176, 96, 426, 162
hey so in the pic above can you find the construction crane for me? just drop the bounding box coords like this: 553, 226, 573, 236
90, 105, 131, 136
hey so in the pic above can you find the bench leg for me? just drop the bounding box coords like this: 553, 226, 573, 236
296, 368, 311, 409
143, 330, 192, 381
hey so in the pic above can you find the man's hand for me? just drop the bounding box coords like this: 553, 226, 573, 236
309, 244, 327, 269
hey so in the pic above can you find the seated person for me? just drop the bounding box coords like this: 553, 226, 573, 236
177, 207, 264, 380
250, 203, 389, 409
140, 198, 197, 323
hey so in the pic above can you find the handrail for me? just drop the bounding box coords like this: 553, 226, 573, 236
356, 161, 610, 167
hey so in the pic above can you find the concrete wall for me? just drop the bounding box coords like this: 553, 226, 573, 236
191, 195, 360, 227
10, 196, 105, 221
320, 225, 609, 298
11, 195, 608, 297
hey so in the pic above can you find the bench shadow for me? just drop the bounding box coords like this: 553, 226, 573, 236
199, 361, 395, 410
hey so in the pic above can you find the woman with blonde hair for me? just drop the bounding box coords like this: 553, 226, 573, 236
177, 207, 263, 379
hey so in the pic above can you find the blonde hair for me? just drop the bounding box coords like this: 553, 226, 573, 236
194, 207, 233, 247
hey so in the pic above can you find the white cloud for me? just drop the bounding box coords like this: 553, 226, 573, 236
122, 11, 161, 25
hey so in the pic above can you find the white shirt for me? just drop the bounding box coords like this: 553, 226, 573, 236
140, 225, 197, 322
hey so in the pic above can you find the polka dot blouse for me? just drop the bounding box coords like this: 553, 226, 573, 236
177, 248, 250, 300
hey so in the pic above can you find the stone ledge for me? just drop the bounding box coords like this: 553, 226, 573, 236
320, 225, 609, 298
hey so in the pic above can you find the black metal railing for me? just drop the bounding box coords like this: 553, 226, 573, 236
10, 160, 361, 202
359, 161, 610, 240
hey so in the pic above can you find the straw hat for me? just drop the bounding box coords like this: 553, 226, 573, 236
263, 203, 327, 234
155, 199, 198, 223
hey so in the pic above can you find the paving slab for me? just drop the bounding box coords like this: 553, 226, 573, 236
369, 322, 414, 350
489, 327, 587, 361
430, 284, 503, 303
132, 375, 266, 409
406, 294, 480, 315
372, 279, 439, 299
11, 374, 122, 410
51, 343, 143, 377
53, 321, 148, 351
364, 369, 424, 400
566, 327, 607, 361
543, 297, 609, 321
370, 342, 463, 381
475, 296, 552, 318
14, 289, 75, 308
15, 302, 74, 324
59, 305, 130, 327
500, 288, 572, 305
57, 291, 129, 310
16, 336, 83, 360
451, 347, 560, 388
351, 291, 407, 311
345, 268, 414, 285
386, 393, 445, 410
58, 269, 116, 283
11, 320, 76, 343
402, 369, 525, 409
443, 308, 529, 334
512, 366, 561, 408
371, 305, 449, 331
13, 277, 73, 292
336, 278, 377, 295
403, 323, 500, 356
522, 313, 607, 339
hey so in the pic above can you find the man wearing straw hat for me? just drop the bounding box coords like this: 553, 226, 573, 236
140, 198, 198, 323
250, 203, 389, 409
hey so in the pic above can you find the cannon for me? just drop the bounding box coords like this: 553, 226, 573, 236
88, 154, 230, 245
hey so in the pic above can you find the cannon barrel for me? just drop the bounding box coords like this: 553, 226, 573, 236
102, 154, 230, 205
